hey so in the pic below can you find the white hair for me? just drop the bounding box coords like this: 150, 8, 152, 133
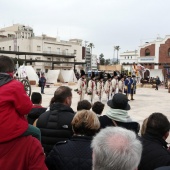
91, 127, 142, 170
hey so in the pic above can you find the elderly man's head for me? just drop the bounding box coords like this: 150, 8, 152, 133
91, 127, 142, 170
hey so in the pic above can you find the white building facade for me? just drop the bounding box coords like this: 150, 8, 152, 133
91, 54, 97, 70
0, 24, 85, 73
119, 50, 138, 72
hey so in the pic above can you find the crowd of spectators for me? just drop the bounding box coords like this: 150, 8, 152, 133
1, 55, 170, 170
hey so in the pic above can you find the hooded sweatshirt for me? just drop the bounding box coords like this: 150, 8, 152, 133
0, 73, 32, 142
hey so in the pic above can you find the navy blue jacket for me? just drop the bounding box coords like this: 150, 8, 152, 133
46, 136, 92, 170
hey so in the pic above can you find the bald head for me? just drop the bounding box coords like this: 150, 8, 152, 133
91, 127, 142, 170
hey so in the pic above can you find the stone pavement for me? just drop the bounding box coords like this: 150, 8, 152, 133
31, 84, 170, 141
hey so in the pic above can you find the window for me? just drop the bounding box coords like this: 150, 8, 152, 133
65, 49, 68, 55
9, 46, 11, 51
0, 47, 1, 51
168, 48, 170, 56
18, 46, 19, 51
37, 46, 41, 51
74, 50, 77, 54
57, 48, 60, 54
36, 57, 41, 60
2, 47, 4, 50
131, 56, 132, 59
48, 47, 51, 53
145, 49, 150, 56
128, 56, 129, 59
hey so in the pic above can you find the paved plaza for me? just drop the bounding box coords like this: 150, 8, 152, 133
31, 84, 170, 141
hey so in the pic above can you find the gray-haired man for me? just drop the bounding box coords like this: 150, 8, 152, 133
91, 127, 142, 170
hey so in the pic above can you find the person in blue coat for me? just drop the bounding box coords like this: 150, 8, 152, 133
124, 75, 133, 101
39, 73, 46, 94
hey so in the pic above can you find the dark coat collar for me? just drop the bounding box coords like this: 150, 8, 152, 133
143, 132, 168, 149
50, 102, 75, 114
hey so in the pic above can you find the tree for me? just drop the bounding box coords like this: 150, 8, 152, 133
88, 43, 95, 70
105, 59, 111, 65
114, 46, 120, 64
99, 53, 105, 65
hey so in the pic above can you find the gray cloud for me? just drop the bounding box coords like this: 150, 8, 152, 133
0, 0, 170, 59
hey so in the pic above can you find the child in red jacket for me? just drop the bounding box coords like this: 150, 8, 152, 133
0, 55, 40, 142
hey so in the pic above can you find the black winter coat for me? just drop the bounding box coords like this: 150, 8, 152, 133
138, 133, 170, 170
27, 107, 47, 125
46, 136, 92, 170
99, 115, 140, 134
37, 103, 75, 156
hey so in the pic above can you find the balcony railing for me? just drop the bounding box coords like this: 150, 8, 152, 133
43, 51, 75, 56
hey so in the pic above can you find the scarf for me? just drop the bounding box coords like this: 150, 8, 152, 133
106, 108, 132, 122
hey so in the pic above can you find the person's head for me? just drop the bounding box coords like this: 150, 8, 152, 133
91, 127, 142, 170
80, 70, 86, 79
146, 112, 170, 139
107, 73, 111, 81
113, 71, 118, 79
31, 92, 42, 105
132, 75, 136, 79
77, 100, 91, 111
91, 72, 95, 80
141, 118, 148, 136
0, 55, 15, 73
92, 101, 105, 115
107, 93, 130, 110
71, 110, 100, 136
50, 86, 72, 106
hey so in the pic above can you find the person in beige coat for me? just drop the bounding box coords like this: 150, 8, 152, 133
118, 75, 125, 93
104, 73, 112, 101
77, 70, 87, 101
87, 72, 96, 104
111, 71, 118, 96
96, 73, 104, 102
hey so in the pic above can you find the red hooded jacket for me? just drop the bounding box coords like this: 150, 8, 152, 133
0, 76, 32, 142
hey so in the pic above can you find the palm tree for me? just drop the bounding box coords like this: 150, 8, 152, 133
99, 53, 105, 65
114, 46, 120, 64
88, 43, 95, 70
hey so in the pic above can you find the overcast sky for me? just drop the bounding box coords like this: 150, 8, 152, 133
1, 0, 170, 59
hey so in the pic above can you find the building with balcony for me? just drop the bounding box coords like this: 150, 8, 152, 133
120, 35, 170, 75
91, 54, 97, 70
82, 46, 92, 72
138, 35, 170, 70
0, 24, 85, 73
119, 50, 138, 72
